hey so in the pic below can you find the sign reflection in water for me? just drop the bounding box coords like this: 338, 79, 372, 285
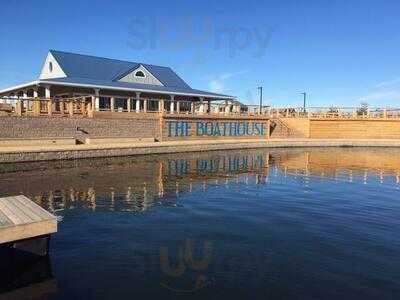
0, 148, 400, 215
0, 148, 400, 297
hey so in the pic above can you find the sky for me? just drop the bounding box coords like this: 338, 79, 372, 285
1, 0, 400, 108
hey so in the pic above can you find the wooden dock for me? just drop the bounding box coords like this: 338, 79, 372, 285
0, 195, 57, 246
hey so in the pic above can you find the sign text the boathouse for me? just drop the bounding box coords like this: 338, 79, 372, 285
165, 121, 267, 138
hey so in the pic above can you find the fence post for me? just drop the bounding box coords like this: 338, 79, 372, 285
47, 99, 53, 116
33, 99, 40, 116
159, 99, 164, 114
81, 98, 86, 115
110, 97, 115, 112
191, 101, 195, 114
68, 100, 74, 116
15, 100, 22, 116
87, 102, 93, 118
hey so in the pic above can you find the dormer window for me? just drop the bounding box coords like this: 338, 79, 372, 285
135, 70, 145, 78
49, 62, 53, 73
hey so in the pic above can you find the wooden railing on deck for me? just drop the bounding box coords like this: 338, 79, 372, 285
2, 96, 400, 120
264, 107, 400, 119
0, 97, 92, 117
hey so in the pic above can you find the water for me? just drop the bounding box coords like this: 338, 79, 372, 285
0, 148, 399, 299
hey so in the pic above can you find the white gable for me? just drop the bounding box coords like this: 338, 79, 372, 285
39, 52, 67, 80
119, 65, 163, 86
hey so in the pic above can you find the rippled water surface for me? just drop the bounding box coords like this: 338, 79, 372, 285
0, 148, 400, 299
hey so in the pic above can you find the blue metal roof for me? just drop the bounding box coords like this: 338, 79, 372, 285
39, 77, 233, 99
49, 50, 191, 89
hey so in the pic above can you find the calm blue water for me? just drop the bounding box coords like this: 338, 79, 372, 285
0, 148, 399, 299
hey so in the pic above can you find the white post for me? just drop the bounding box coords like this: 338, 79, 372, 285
127, 98, 131, 112
94, 88, 100, 111
170, 95, 175, 113
199, 97, 205, 114
224, 101, 231, 114
23, 90, 28, 99
33, 89, 38, 98
13, 93, 19, 107
45, 86, 51, 99
135, 92, 140, 112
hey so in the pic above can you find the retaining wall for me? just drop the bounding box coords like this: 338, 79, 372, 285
0, 116, 160, 140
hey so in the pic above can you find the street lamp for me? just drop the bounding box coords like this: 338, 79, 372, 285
257, 86, 263, 114
301, 92, 307, 112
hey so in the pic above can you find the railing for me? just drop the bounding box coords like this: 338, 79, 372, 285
2, 96, 400, 120
263, 107, 400, 119
0, 96, 92, 117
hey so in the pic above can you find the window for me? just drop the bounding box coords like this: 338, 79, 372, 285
99, 97, 111, 110
134, 70, 145, 78
115, 98, 127, 111
49, 62, 53, 73
147, 100, 158, 112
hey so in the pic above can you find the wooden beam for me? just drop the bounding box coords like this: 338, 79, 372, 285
0, 195, 57, 245
110, 97, 115, 112
127, 98, 131, 112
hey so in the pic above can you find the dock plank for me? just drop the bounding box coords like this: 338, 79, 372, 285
11, 196, 43, 223
0, 209, 12, 227
0, 198, 25, 225
0, 195, 57, 244
1, 196, 37, 223
17, 195, 55, 220
2, 196, 38, 224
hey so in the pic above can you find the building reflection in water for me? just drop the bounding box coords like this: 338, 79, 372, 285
0, 148, 400, 215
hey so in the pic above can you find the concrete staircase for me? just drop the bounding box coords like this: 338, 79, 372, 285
270, 118, 309, 138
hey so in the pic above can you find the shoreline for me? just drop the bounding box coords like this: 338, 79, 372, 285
1, 138, 400, 163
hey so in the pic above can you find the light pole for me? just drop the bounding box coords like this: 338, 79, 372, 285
257, 86, 263, 114
301, 92, 307, 112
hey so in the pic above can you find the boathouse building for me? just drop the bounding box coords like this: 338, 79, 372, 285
0, 50, 234, 114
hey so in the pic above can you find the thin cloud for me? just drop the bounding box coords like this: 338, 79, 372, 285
375, 78, 400, 88
209, 79, 224, 93
208, 70, 249, 93
359, 90, 400, 102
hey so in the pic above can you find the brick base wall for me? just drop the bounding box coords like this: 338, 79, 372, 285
0, 116, 160, 140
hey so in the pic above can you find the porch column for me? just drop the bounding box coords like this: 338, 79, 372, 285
91, 96, 95, 111
15, 93, 22, 116
176, 101, 181, 114
135, 92, 141, 112
158, 99, 164, 113
199, 97, 205, 114
68, 100, 74, 116
191, 101, 195, 114
224, 101, 230, 114
23, 90, 28, 99
110, 97, 115, 112
47, 98, 53, 115
45, 86, 51, 99
127, 98, 131, 112
143, 98, 147, 113
94, 88, 100, 111
170, 95, 175, 113
33, 88, 40, 116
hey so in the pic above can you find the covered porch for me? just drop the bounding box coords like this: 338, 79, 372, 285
0, 82, 235, 117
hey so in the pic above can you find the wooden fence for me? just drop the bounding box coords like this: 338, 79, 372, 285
2, 96, 400, 120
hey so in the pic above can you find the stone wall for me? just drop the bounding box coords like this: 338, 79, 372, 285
309, 119, 400, 139
0, 116, 160, 140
